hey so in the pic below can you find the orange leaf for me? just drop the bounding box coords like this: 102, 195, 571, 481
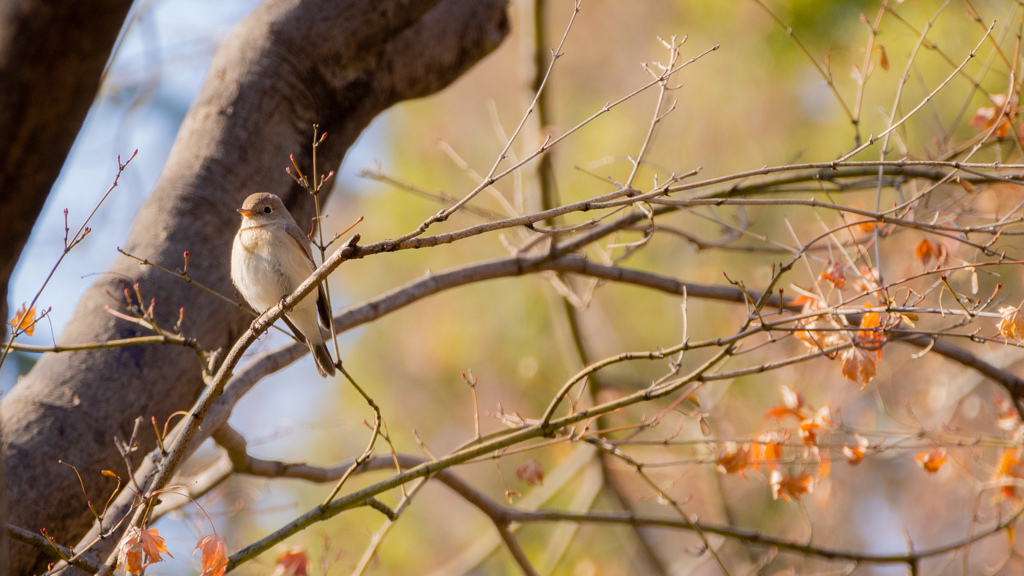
914, 238, 947, 268
121, 541, 145, 575
796, 422, 815, 446
996, 449, 1023, 478
770, 470, 814, 502
971, 105, 997, 128
915, 447, 947, 474
271, 547, 310, 576
140, 527, 171, 562
195, 534, 228, 576
840, 346, 878, 388
814, 447, 831, 480
752, 431, 787, 472
852, 265, 881, 297
857, 311, 886, 350
819, 260, 846, 288
971, 94, 1017, 138
995, 448, 1024, 500
842, 434, 869, 466
793, 318, 825, 351
798, 406, 833, 446
790, 284, 827, 312
716, 442, 750, 475
914, 238, 931, 260
998, 306, 1024, 342
9, 303, 36, 336
859, 310, 880, 331
764, 385, 805, 421
516, 459, 545, 486
118, 527, 171, 574
996, 396, 1021, 431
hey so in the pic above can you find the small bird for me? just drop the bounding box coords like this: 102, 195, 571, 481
231, 192, 336, 377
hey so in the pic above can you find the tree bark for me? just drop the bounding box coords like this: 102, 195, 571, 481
0, 0, 508, 572
1, 2, 133, 574
0, 0, 133, 303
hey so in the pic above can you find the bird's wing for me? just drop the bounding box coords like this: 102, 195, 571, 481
285, 221, 317, 266
317, 283, 332, 330
286, 221, 332, 330
280, 314, 306, 343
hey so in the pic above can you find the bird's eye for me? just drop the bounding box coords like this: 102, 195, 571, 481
263, 206, 272, 214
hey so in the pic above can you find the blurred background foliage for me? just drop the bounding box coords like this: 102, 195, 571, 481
8, 0, 1024, 574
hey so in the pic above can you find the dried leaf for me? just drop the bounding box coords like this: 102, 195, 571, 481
120, 541, 144, 575
819, 260, 846, 288
840, 346, 878, 388
140, 527, 171, 562
970, 93, 1017, 138
516, 459, 545, 486
793, 318, 824, 351
877, 45, 889, 71
752, 431, 787, 471
914, 239, 947, 268
996, 396, 1021, 431
271, 547, 310, 576
852, 265, 881, 296
789, 284, 825, 311
716, 442, 750, 475
799, 422, 819, 445
997, 449, 1023, 478
998, 306, 1024, 342
780, 385, 802, 411
698, 414, 711, 437
915, 447, 947, 474
850, 64, 863, 83
995, 448, 1024, 500
842, 434, 869, 465
810, 445, 830, 480
764, 385, 805, 420
798, 406, 833, 446
857, 310, 880, 338
770, 470, 814, 502
118, 527, 171, 574
856, 311, 886, 350
195, 534, 228, 576
9, 303, 36, 336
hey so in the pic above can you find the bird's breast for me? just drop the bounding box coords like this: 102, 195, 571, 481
231, 227, 305, 312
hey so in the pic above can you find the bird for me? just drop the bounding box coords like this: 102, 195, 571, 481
231, 192, 336, 377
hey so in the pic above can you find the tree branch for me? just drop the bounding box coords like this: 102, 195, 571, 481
3, 0, 510, 572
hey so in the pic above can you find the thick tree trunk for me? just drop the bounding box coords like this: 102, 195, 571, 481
0, 0, 508, 572
0, 2, 134, 574
0, 0, 133, 300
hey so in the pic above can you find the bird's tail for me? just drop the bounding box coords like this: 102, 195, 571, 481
309, 340, 337, 377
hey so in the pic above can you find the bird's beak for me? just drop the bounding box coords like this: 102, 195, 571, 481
237, 208, 256, 219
